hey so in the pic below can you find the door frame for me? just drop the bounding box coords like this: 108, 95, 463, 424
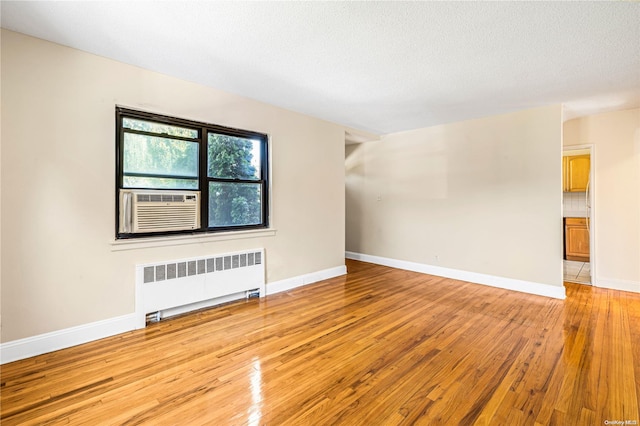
562, 144, 595, 285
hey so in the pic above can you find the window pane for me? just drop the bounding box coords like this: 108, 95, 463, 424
208, 133, 261, 180
209, 182, 261, 227
123, 118, 198, 139
123, 132, 198, 178
123, 176, 198, 190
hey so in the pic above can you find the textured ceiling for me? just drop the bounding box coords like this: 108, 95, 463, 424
2, 1, 639, 134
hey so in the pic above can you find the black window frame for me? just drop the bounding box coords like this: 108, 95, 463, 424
116, 107, 269, 239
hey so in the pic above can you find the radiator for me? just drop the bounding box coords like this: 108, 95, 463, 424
135, 249, 265, 327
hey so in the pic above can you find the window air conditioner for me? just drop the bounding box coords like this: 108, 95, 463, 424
119, 189, 200, 234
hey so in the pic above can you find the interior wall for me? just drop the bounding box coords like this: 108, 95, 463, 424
346, 105, 563, 288
1, 30, 345, 342
563, 108, 640, 290
345, 143, 364, 254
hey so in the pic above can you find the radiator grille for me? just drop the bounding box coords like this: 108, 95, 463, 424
143, 250, 264, 284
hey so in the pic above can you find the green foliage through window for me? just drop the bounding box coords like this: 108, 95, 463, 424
207, 133, 262, 227
123, 133, 199, 189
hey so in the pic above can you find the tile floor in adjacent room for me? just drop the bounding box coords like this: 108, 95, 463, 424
564, 260, 591, 284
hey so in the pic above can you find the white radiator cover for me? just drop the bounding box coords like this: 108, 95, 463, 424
135, 249, 265, 327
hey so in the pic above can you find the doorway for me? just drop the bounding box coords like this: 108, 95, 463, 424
562, 146, 595, 285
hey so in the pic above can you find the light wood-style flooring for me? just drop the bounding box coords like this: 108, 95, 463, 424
2, 260, 639, 425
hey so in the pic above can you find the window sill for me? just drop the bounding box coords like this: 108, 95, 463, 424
110, 228, 277, 252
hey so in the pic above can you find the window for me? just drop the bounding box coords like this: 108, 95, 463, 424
116, 107, 269, 238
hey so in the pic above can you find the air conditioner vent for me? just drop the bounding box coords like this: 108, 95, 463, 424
119, 189, 200, 234
137, 193, 190, 203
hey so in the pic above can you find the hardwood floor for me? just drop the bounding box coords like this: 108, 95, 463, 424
2, 259, 639, 425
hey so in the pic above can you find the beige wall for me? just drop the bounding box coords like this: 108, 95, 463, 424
1, 30, 345, 342
346, 105, 563, 287
564, 109, 640, 289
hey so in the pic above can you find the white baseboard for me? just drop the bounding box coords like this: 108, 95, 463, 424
267, 265, 347, 295
1, 313, 138, 365
1, 264, 348, 364
595, 277, 640, 293
346, 251, 566, 300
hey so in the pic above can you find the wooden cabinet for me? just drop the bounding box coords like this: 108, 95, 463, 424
563, 154, 590, 192
565, 218, 590, 261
